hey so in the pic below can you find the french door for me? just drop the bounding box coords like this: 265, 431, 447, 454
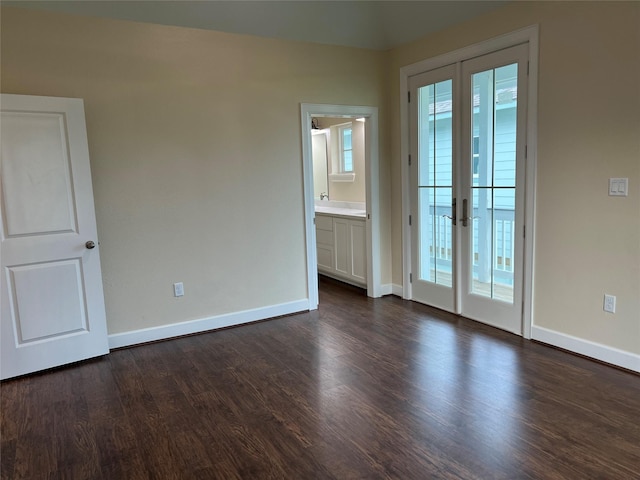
409, 44, 528, 335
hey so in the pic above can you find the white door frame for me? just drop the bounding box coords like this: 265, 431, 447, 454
301, 104, 381, 309
400, 26, 539, 338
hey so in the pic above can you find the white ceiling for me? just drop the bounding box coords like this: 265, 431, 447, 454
6, 1, 508, 50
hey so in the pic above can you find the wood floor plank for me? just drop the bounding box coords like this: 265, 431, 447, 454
0, 438, 16, 480
2, 276, 639, 479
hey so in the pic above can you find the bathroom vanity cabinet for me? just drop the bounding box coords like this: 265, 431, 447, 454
315, 213, 366, 287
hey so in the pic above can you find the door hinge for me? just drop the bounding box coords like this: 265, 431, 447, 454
313, 217, 316, 225
523, 225, 526, 238
527, 61, 530, 75
408, 91, 411, 103
410, 273, 413, 283
522, 300, 525, 316
409, 215, 412, 226
525, 144, 528, 159
408, 154, 412, 166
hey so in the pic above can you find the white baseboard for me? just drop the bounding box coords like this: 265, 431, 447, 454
108, 299, 309, 350
379, 283, 403, 296
531, 325, 640, 373
391, 283, 403, 297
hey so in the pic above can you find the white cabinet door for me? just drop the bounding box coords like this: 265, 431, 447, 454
1, 94, 109, 380
332, 217, 366, 286
333, 218, 350, 277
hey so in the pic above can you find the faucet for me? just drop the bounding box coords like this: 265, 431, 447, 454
320, 192, 329, 200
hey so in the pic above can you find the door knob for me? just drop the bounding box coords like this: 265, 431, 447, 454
85, 240, 96, 249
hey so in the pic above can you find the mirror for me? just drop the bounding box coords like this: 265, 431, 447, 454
312, 129, 329, 200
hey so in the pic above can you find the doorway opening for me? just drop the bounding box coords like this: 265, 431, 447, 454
300, 104, 381, 309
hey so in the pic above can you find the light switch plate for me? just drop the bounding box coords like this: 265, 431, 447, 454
609, 178, 628, 196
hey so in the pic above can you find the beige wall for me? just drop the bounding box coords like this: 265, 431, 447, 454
2, 3, 638, 359
388, 1, 640, 355
0, 6, 390, 334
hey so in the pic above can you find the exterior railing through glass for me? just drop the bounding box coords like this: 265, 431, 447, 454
429, 206, 515, 287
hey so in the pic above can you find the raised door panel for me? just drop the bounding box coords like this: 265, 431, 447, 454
317, 245, 334, 271
316, 229, 333, 246
2, 112, 77, 237
333, 218, 349, 276
350, 220, 367, 282
315, 215, 333, 231
7, 260, 87, 343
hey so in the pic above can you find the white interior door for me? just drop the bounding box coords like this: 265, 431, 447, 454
409, 44, 528, 335
1, 94, 109, 380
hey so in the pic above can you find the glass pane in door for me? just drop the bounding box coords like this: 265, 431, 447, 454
418, 79, 453, 287
418, 187, 452, 285
470, 63, 517, 303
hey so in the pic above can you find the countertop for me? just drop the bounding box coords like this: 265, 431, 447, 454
315, 206, 366, 219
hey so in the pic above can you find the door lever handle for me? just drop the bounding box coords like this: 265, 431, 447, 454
442, 198, 457, 225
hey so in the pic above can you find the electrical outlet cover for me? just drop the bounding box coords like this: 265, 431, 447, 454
603, 294, 616, 313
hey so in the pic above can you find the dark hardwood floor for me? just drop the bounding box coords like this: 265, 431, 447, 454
2, 277, 639, 479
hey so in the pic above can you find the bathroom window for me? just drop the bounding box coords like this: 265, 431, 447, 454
339, 124, 353, 173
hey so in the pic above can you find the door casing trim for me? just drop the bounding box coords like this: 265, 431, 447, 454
301, 104, 381, 309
